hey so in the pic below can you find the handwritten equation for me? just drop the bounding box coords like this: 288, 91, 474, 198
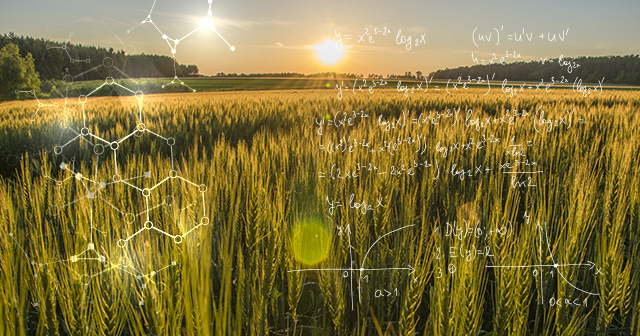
472, 27, 570, 47
471, 53, 581, 74
335, 27, 426, 51
316, 107, 581, 138
334, 75, 604, 99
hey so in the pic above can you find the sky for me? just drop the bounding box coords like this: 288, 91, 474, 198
1, 0, 639, 76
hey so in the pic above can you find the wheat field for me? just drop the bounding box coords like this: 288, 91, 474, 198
0, 88, 638, 335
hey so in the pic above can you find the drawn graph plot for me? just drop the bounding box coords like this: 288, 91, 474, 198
486, 221, 600, 306
289, 224, 415, 311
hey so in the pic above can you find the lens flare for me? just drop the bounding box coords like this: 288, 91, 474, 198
290, 217, 332, 265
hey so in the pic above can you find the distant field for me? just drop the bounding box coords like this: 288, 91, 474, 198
29, 77, 640, 102
134, 77, 640, 93
0, 89, 639, 335
148, 77, 339, 92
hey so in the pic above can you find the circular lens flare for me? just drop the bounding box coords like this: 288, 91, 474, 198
291, 217, 332, 265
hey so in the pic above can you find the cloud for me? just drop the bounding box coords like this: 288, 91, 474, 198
261, 44, 307, 50
210, 17, 291, 30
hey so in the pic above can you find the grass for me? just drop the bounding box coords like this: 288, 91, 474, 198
0, 87, 639, 335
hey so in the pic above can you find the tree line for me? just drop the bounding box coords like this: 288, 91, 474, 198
0, 32, 199, 82
427, 54, 640, 85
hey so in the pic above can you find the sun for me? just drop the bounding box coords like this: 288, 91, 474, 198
312, 40, 345, 66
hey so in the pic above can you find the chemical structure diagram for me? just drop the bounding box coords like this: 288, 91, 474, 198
10, 56, 210, 310
35, 15, 137, 84
11, 57, 139, 162
14, 89, 59, 121
46, 31, 90, 64
486, 221, 601, 306
128, 0, 236, 92
289, 224, 416, 311
4, 3, 234, 334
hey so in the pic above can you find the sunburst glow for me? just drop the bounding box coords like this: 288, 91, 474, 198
312, 40, 345, 66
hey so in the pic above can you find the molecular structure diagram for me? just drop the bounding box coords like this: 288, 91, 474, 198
61, 68, 208, 260
7, 1, 234, 318
15, 89, 59, 121
46, 31, 90, 64
128, 0, 236, 92
11, 58, 209, 308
